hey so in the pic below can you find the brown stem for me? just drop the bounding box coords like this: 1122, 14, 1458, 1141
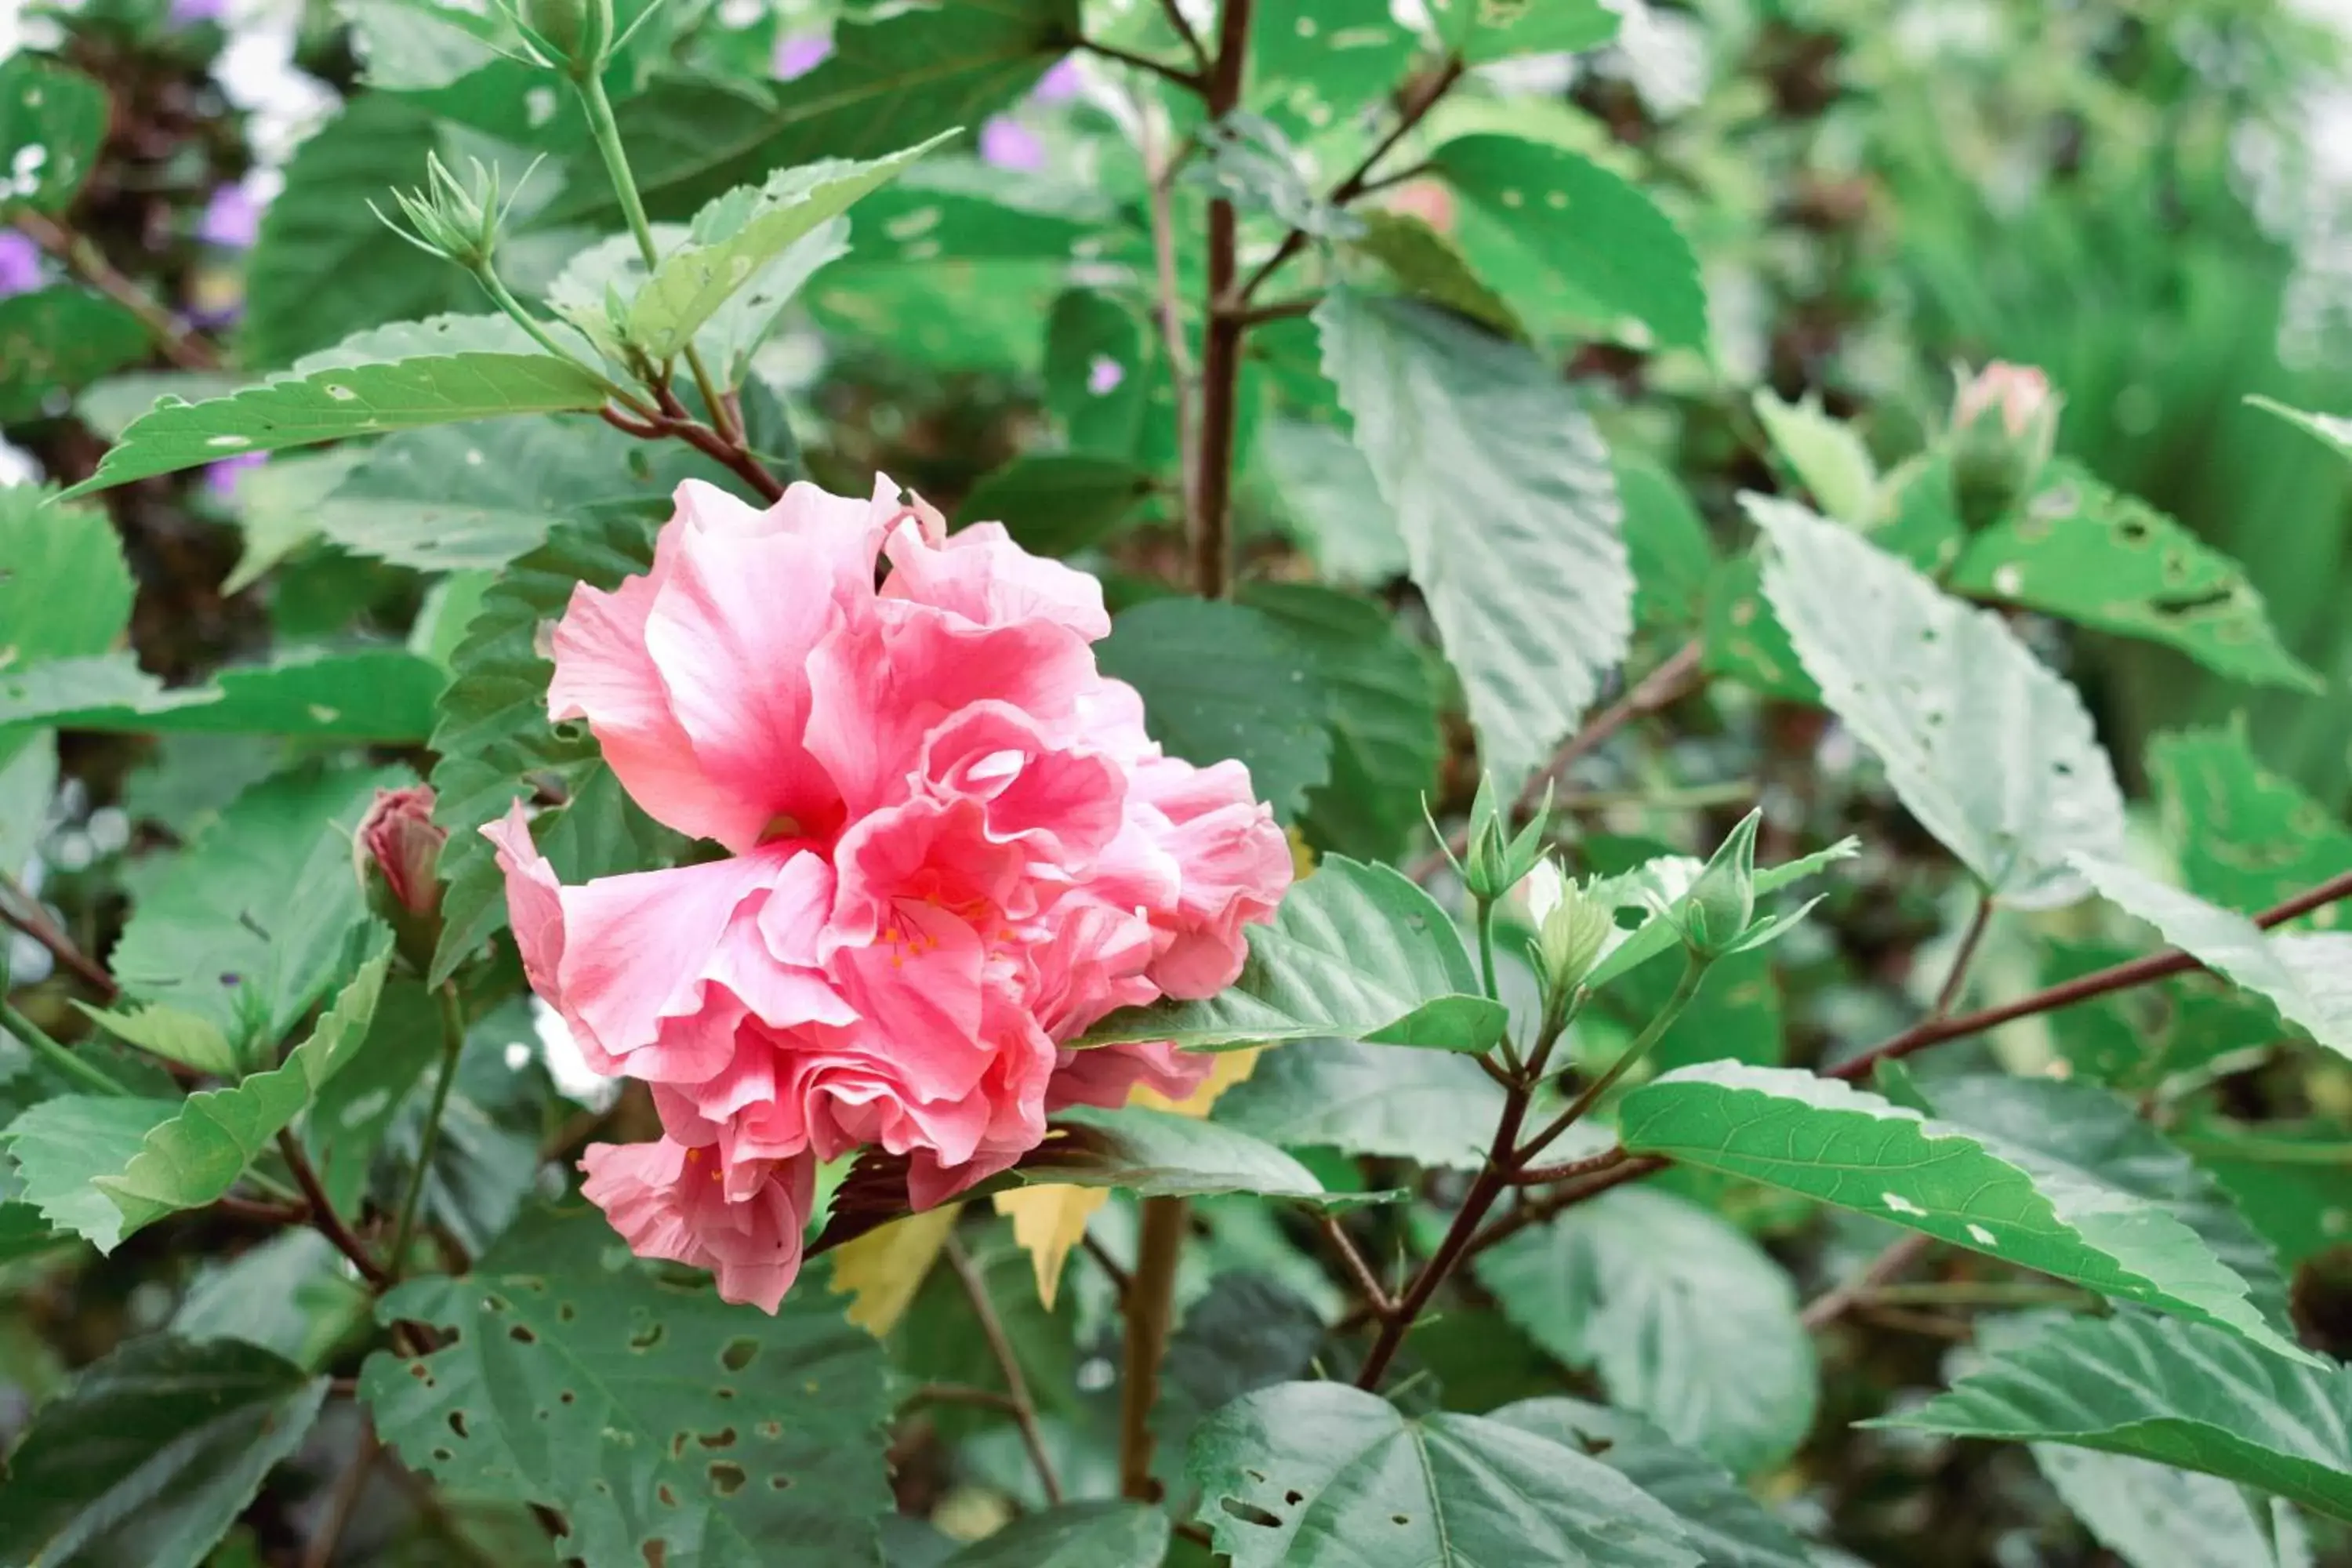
1799, 1232, 1934, 1331
597, 402, 783, 503
277, 1130, 390, 1290
1082, 1231, 1133, 1301
1119, 1195, 1188, 1498
1509, 1145, 1627, 1188
1232, 56, 1467, 308
303, 1426, 380, 1568
945, 1233, 1062, 1506
0, 872, 119, 1000
1409, 638, 1707, 884
214, 1192, 308, 1225
1153, 0, 1211, 71
12, 210, 220, 372
1187, 0, 1254, 602
1930, 892, 1994, 1020
1319, 1213, 1395, 1319
1078, 37, 1206, 93
1142, 120, 1198, 532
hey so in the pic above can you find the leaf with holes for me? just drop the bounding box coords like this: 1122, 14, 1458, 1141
60, 353, 612, 499
1318, 289, 1630, 788
1870, 1313, 2352, 1523
361, 1203, 896, 1568
1079, 856, 1505, 1054
0, 287, 150, 422
1950, 464, 2319, 693
2149, 723, 2352, 924
2071, 855, 2352, 1059
0, 1335, 329, 1568
1436, 136, 1706, 351
1011, 1105, 1388, 1210
1188, 1381, 1699, 1567
1096, 596, 1333, 821
1616, 1063, 2314, 1364
942, 1501, 1169, 1568
1250, 0, 1417, 143
1428, 0, 1619, 60
1475, 1187, 1817, 1475
1755, 495, 2126, 908
1489, 1399, 1816, 1568
0, 56, 107, 214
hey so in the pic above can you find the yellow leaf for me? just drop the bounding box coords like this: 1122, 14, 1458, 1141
827, 1203, 960, 1336
991, 1185, 1109, 1311
1131, 1044, 1263, 1116
1287, 824, 1319, 882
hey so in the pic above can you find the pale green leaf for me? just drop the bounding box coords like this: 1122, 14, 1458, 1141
1187, 1381, 1700, 1568
341, 0, 515, 90
0, 648, 445, 742
1250, 0, 1417, 142
1257, 417, 1406, 587
1347, 209, 1525, 339
221, 448, 363, 593
1616, 1062, 2314, 1363
0, 481, 132, 665
73, 1002, 241, 1077
942, 1501, 1168, 1568
1318, 289, 1630, 787
1014, 1105, 1382, 1210
1584, 838, 1859, 991
1079, 856, 1506, 1054
1429, 0, 1619, 60
172, 1228, 371, 1371
2, 1095, 180, 1250
1751, 390, 1876, 527
1212, 1037, 1504, 1170
2034, 1444, 2315, 1568
1754, 495, 2125, 908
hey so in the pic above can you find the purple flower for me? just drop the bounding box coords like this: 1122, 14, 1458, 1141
200, 182, 263, 249
1033, 56, 1083, 103
1086, 354, 1125, 395
978, 117, 1045, 173
205, 450, 266, 501
169, 0, 226, 20
773, 34, 832, 81
0, 232, 40, 298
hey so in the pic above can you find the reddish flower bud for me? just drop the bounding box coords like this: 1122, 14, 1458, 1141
356, 785, 446, 918
1953, 361, 2055, 439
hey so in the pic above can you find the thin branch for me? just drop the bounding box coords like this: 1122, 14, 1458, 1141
1319, 1213, 1395, 1319
1078, 37, 1206, 93
1187, 0, 1255, 601
1216, 292, 1322, 328
215, 1192, 308, 1225
945, 1232, 1063, 1505
1152, 0, 1211, 72
303, 1426, 380, 1568
278, 1129, 390, 1290
12, 209, 220, 371
1, 1000, 130, 1098
1799, 1232, 1933, 1331
1140, 115, 1198, 532
0, 872, 119, 1000
597, 401, 785, 502
1930, 892, 1994, 1020
387, 983, 466, 1278
904, 1382, 1022, 1417
1510, 1145, 1630, 1188
1118, 1195, 1188, 1498
1082, 1231, 1133, 1301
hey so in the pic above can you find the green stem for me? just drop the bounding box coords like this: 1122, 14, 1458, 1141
240, 1168, 304, 1207
1, 1001, 130, 1097
1475, 898, 1500, 1002
1516, 953, 1708, 1165
473, 263, 602, 375
388, 984, 466, 1278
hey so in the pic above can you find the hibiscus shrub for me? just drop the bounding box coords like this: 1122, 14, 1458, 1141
4, 2, 2352, 1566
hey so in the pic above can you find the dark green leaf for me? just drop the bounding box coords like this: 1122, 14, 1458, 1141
1212, 1037, 1504, 1170
942, 1501, 1168, 1568
1346, 210, 1524, 339
959, 453, 1158, 557
171, 1229, 371, 1371
0, 56, 108, 213
2148, 723, 2352, 926
363, 1204, 896, 1567
1014, 1105, 1384, 1209
1153, 1273, 1325, 1468
1044, 289, 1153, 458
0, 287, 150, 423
1615, 456, 1715, 633
0, 648, 445, 742
0, 1335, 328, 1568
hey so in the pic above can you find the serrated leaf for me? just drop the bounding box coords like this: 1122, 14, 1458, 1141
363, 1204, 895, 1568
1871, 1313, 2352, 1523
1188, 1381, 1700, 1568
1754, 495, 2125, 908
1014, 1105, 1385, 1210
959, 452, 1157, 557
0, 55, 108, 214
1950, 465, 2320, 693
0, 286, 150, 422
2034, 1444, 2315, 1568
1436, 135, 1705, 350
1751, 390, 1876, 526
1584, 838, 1858, 992
2148, 722, 2352, 924
630, 136, 947, 361
2070, 855, 2352, 1059
1079, 856, 1504, 1054
288, 311, 567, 374
1616, 1062, 2314, 1364
60, 354, 612, 499
1096, 596, 1333, 821
1700, 555, 1818, 702
1489, 1399, 1816, 1568
1212, 1036, 1504, 1170
0, 1335, 328, 1568
1475, 1187, 1817, 1475
1318, 289, 1630, 786
0, 647, 445, 742
74, 1002, 241, 1077
0, 481, 132, 666
1346, 210, 1523, 338
942, 1501, 1168, 1568
2, 1094, 181, 1250
829, 1205, 961, 1337
1257, 417, 1406, 587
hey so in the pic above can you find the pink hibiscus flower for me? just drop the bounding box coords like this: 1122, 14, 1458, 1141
491, 475, 1289, 1310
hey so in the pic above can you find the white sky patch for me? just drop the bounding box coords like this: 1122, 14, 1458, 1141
532, 996, 620, 1110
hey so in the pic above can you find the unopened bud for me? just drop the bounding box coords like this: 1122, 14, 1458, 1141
1526, 861, 1612, 996
377, 153, 506, 272
1678, 810, 1760, 960
1949, 361, 2060, 527
1461, 773, 1549, 904
507, 0, 617, 75
357, 786, 447, 921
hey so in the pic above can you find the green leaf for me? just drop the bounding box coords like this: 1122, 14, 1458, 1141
2033, 1444, 2315, 1568
362, 1203, 896, 1567
0, 286, 151, 422
575, 2, 1076, 222
2, 1094, 181, 1250
74, 1002, 241, 1077
1700, 555, 1818, 702
630, 136, 947, 361
0, 56, 107, 213
60, 353, 612, 499
943, 1502, 1169, 1568
1213, 1038, 1504, 1170
341, 0, 516, 90
1616, 455, 1715, 633
1080, 856, 1506, 1054
1096, 596, 1334, 821
1583, 838, 1858, 992
1948, 465, 2320, 694
1487, 1399, 1815, 1568
306, 978, 449, 1214
2249, 395, 2352, 463
1015, 1105, 1383, 1210
0, 647, 445, 742
1870, 1313, 2352, 1524
1249, 0, 1417, 142
1753, 495, 2125, 908
92, 952, 388, 1237
1244, 583, 1442, 861
1750, 390, 1876, 527
0, 481, 132, 665
239, 95, 479, 367
1187, 1381, 1700, 1567
1429, 0, 1619, 60
959, 453, 1157, 557
288, 310, 565, 373
0, 1335, 329, 1568
1257, 417, 1406, 587
110, 763, 401, 1056
1044, 289, 1152, 458
426, 506, 662, 981
1475, 1187, 1817, 1475
1616, 1063, 2314, 1364
220, 447, 361, 593
2070, 855, 2352, 1059
1346, 210, 1524, 339
172, 1228, 371, 1371
1317, 289, 1630, 787
1435, 136, 1706, 351
1916, 1073, 2295, 1340
2148, 722, 2352, 924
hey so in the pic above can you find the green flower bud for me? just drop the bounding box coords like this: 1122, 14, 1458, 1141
1526, 861, 1613, 996
1461, 773, 1550, 903
1948, 361, 2060, 528
376, 153, 506, 271
501, 0, 617, 76
1679, 809, 1760, 959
